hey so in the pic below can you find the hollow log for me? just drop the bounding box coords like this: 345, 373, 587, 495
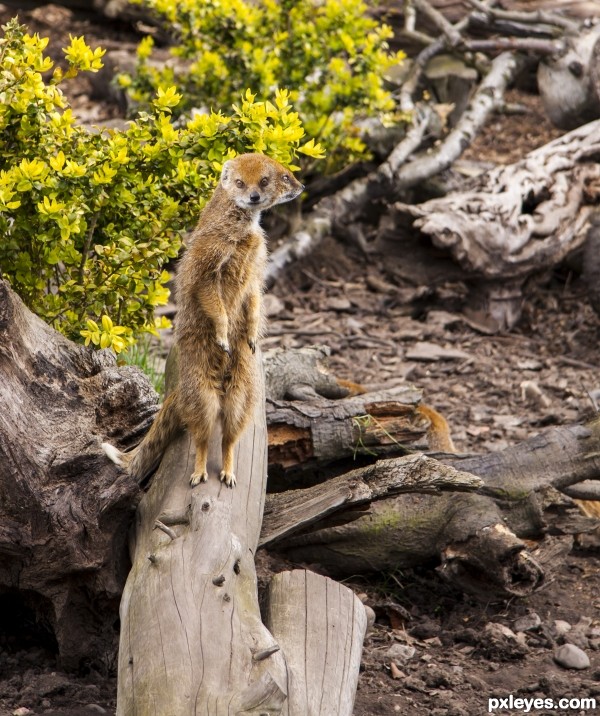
267, 386, 426, 478
0, 279, 152, 670
264, 570, 367, 716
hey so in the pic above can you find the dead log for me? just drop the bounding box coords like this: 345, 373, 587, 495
0, 279, 153, 669
537, 25, 600, 129
264, 570, 367, 716
267, 386, 426, 475
261, 418, 600, 598
389, 119, 600, 329
271, 491, 545, 599
261, 453, 483, 546
116, 351, 294, 713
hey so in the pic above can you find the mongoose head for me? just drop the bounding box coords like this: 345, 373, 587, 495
221, 153, 304, 211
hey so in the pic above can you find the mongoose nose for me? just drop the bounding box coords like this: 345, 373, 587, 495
249, 191, 261, 203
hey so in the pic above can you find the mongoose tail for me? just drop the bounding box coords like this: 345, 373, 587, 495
102, 392, 182, 483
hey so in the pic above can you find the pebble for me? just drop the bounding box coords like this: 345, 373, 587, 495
385, 643, 416, 662
13, 709, 33, 716
554, 643, 591, 670
514, 613, 541, 632
363, 605, 376, 631
84, 706, 108, 714
553, 619, 572, 637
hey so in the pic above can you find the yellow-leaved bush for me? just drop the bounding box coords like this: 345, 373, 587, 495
120, 0, 406, 172
0, 19, 323, 352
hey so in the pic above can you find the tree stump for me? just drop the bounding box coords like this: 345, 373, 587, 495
116, 349, 368, 713
116, 352, 290, 713
265, 570, 367, 716
0, 279, 153, 670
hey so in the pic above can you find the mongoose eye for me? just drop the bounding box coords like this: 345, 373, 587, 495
260, 177, 270, 187
282, 175, 290, 183
235, 179, 245, 188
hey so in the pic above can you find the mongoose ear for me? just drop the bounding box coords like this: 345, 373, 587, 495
221, 160, 232, 182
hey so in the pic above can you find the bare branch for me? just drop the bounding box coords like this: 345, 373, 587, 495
394, 51, 518, 191
413, 0, 463, 47
464, 0, 581, 33
463, 37, 565, 54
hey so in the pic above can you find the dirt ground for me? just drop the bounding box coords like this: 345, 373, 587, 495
1, 3, 600, 716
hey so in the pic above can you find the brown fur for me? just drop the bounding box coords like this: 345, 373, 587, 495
102, 154, 304, 487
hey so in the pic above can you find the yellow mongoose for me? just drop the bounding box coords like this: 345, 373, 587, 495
102, 153, 304, 487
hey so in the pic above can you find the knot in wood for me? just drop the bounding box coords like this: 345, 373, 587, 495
212, 574, 226, 586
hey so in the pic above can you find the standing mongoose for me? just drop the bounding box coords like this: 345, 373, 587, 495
102, 153, 304, 487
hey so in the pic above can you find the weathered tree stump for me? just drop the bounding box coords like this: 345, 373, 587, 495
116, 346, 290, 713
389, 119, 600, 328
264, 570, 367, 716
0, 279, 153, 670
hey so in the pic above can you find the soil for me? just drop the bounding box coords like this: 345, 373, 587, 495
1, 4, 600, 716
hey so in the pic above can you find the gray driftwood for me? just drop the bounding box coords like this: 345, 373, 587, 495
116, 351, 290, 714
390, 119, 600, 328
537, 25, 600, 129
0, 279, 153, 669
264, 570, 367, 716
262, 418, 600, 598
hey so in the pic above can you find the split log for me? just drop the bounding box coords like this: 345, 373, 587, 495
267, 386, 426, 478
389, 119, 600, 328
0, 279, 153, 670
261, 452, 483, 546
116, 351, 293, 714
264, 570, 367, 716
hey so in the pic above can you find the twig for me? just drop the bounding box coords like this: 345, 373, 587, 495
154, 519, 177, 540
463, 37, 565, 55
464, 0, 580, 33
403, 0, 416, 33
394, 51, 519, 191
413, 0, 462, 47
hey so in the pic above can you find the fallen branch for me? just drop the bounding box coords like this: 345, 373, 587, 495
261, 452, 482, 546
267, 49, 516, 281
394, 51, 519, 191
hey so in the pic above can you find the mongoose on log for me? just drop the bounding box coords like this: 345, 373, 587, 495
103, 153, 304, 487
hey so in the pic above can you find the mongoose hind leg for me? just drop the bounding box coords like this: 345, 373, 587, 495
187, 387, 220, 487
220, 359, 256, 488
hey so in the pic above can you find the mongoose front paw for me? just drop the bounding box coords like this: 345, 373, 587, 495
190, 471, 209, 487
219, 470, 237, 488
217, 338, 231, 355
247, 338, 256, 354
